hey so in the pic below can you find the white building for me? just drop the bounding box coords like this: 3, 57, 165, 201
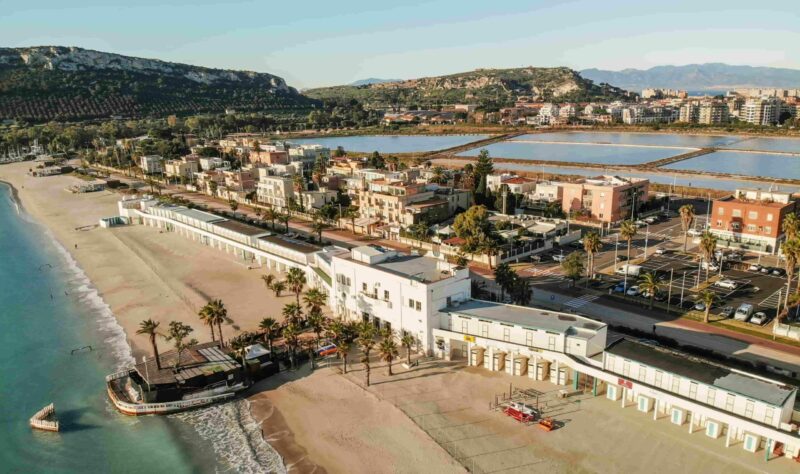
331, 245, 471, 351
256, 176, 295, 209
741, 97, 782, 125
199, 157, 230, 171
140, 155, 164, 174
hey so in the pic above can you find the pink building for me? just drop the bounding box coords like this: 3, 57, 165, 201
559, 176, 649, 224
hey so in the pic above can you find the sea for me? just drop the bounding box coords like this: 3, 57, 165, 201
0, 182, 284, 474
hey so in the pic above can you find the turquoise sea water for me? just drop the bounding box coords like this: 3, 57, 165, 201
288, 134, 489, 153
0, 183, 282, 473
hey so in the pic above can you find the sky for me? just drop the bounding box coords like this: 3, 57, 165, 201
2, 0, 799, 89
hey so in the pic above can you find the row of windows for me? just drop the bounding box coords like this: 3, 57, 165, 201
719, 208, 774, 221
716, 221, 772, 233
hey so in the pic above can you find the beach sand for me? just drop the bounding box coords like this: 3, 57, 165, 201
0, 162, 463, 474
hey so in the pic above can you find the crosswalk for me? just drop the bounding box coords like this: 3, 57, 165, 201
760, 289, 784, 309
563, 294, 600, 309
524, 266, 562, 277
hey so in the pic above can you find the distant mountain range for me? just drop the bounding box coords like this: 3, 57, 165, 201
307, 67, 630, 108
581, 63, 800, 92
0, 46, 316, 122
349, 78, 402, 86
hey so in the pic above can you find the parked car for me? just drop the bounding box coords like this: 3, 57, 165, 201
750, 312, 769, 325
654, 248, 667, 256
772, 268, 786, 277
727, 252, 743, 261
714, 279, 738, 290
626, 286, 641, 296
634, 220, 647, 227
645, 217, 658, 225
701, 261, 720, 272
734, 303, 754, 322
613, 283, 628, 293
653, 292, 668, 302
719, 306, 735, 319
616, 255, 628, 262
687, 228, 702, 237
760, 266, 774, 274
552, 254, 566, 263
529, 254, 542, 263
748, 263, 762, 272
694, 301, 711, 311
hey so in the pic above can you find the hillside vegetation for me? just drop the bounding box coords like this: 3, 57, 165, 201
0, 46, 317, 122
305, 67, 630, 109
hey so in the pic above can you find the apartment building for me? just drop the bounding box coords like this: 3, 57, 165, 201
199, 157, 229, 171
622, 106, 677, 125
486, 174, 537, 194
331, 245, 471, 351
679, 101, 730, 125
289, 144, 330, 166
741, 97, 782, 125
524, 181, 563, 204
250, 149, 289, 165
560, 175, 649, 223
164, 159, 199, 180
710, 188, 798, 254
256, 176, 295, 209
139, 155, 163, 174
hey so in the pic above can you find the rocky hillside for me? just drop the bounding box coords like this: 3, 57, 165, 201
306, 67, 631, 108
0, 46, 316, 122
581, 63, 800, 92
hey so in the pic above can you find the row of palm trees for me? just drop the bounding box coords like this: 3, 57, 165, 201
136, 319, 199, 370
261, 267, 309, 304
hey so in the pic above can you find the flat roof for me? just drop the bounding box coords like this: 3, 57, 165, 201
134, 342, 240, 386
174, 207, 226, 223
606, 339, 795, 407
213, 219, 269, 236
258, 235, 320, 254
443, 299, 606, 336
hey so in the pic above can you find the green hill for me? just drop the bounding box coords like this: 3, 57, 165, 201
0, 46, 317, 122
305, 67, 631, 109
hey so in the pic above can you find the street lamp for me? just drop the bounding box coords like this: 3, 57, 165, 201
643, 222, 650, 259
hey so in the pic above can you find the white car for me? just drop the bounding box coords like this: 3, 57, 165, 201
750, 312, 768, 325
687, 228, 702, 237
552, 254, 566, 263
626, 286, 640, 296
714, 279, 738, 290
748, 264, 761, 272
654, 248, 666, 256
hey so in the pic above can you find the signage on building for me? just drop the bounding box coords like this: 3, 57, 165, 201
463, 335, 476, 342
618, 378, 633, 389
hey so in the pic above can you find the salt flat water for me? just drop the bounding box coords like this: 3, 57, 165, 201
0, 183, 283, 474
432, 159, 799, 193
457, 141, 691, 165
511, 132, 743, 148
723, 137, 800, 153
289, 134, 489, 153
662, 151, 800, 180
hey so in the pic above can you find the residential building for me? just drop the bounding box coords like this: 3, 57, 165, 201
622, 106, 677, 125
256, 176, 295, 209
560, 176, 649, 224
741, 97, 782, 125
164, 159, 199, 180
525, 181, 563, 203
710, 189, 798, 254
139, 155, 163, 175
199, 157, 229, 171
250, 150, 289, 165
679, 101, 729, 125
486, 174, 537, 194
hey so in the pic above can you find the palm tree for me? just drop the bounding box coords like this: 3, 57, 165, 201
137, 319, 162, 369
198, 303, 217, 342
261, 274, 276, 291
679, 204, 696, 252
311, 215, 325, 243
583, 231, 602, 280
293, 173, 305, 212
259, 317, 280, 353
638, 272, 660, 310
207, 299, 229, 347
165, 321, 198, 369
264, 207, 277, 231
306, 311, 326, 347
401, 332, 415, 366
271, 280, 286, 297
357, 323, 376, 387
342, 205, 359, 233
493, 262, 515, 301
782, 238, 799, 302
286, 268, 306, 304
379, 337, 399, 376
619, 220, 638, 265
282, 302, 303, 325
282, 322, 300, 369
699, 231, 717, 281
229, 199, 239, 218
336, 340, 351, 374
783, 213, 799, 242
303, 288, 327, 314
278, 211, 290, 233
698, 290, 717, 324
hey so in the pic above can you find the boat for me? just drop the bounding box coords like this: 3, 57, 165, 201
30, 403, 59, 432
106, 342, 247, 416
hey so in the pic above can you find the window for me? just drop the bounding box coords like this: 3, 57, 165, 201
408, 299, 414, 309
764, 407, 774, 426
654, 370, 663, 387
671, 377, 680, 393
764, 226, 772, 234
547, 336, 556, 351
707, 388, 716, 406
461, 320, 468, 334
689, 382, 698, 400
747, 211, 758, 220
481, 324, 489, 338
415, 301, 422, 311
744, 400, 755, 418
725, 394, 735, 411
718, 207, 724, 215
747, 224, 757, 232
766, 213, 773, 222
716, 220, 722, 227
383, 290, 389, 301
732, 209, 742, 217
525, 331, 533, 347
622, 360, 630, 377
638, 367, 646, 382
362, 283, 368, 292
503, 327, 510, 342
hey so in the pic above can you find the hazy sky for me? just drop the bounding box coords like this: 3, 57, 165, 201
2, 0, 798, 88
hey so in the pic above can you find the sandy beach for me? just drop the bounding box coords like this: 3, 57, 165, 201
0, 162, 463, 474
